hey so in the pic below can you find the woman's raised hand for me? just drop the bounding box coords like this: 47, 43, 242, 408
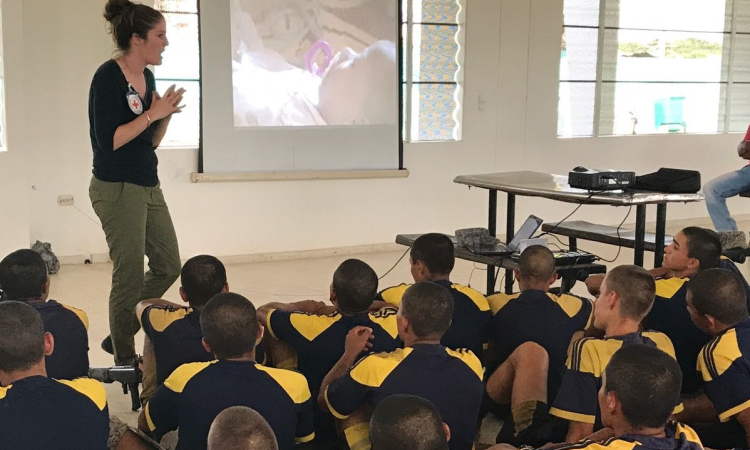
149, 84, 186, 121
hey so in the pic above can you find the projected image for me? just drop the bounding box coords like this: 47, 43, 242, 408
230, 0, 398, 127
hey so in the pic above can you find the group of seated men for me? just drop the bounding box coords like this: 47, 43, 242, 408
2, 227, 750, 450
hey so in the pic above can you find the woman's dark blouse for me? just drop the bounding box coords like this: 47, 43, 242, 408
89, 59, 159, 187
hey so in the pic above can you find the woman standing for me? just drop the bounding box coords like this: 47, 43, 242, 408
89, 0, 184, 365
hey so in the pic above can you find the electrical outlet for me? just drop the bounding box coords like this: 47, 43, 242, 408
57, 195, 74, 206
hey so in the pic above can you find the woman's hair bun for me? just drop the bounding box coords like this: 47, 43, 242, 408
104, 0, 135, 23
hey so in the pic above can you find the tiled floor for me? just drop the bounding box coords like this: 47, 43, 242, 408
44, 217, 750, 446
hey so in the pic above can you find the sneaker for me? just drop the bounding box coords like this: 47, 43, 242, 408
718, 231, 748, 251
101, 335, 114, 355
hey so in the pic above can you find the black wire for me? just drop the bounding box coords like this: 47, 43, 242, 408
588, 203, 634, 263
379, 248, 410, 280
535, 190, 605, 239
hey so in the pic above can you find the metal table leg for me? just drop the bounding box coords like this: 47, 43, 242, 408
634, 204, 647, 267
486, 190, 498, 295
654, 204, 667, 268
504, 194, 516, 294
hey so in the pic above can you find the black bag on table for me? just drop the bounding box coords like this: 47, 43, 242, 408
632, 168, 701, 193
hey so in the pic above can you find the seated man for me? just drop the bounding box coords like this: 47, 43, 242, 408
257, 259, 401, 441
490, 345, 703, 450
551, 265, 682, 443
377, 233, 491, 359
208, 406, 279, 450
0, 249, 89, 380
485, 245, 593, 444
686, 268, 750, 449
703, 127, 750, 251
136, 255, 227, 401
587, 227, 749, 395
0, 301, 109, 450
370, 395, 450, 450
139, 293, 314, 450
321, 282, 484, 450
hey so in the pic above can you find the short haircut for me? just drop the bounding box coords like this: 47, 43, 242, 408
200, 293, 260, 360
688, 268, 749, 325
518, 245, 555, 280
604, 265, 656, 321
604, 345, 682, 429
0, 301, 46, 372
401, 282, 454, 339
370, 395, 448, 450
181, 255, 228, 308
682, 227, 722, 271
0, 249, 48, 300
208, 406, 278, 450
332, 259, 379, 314
411, 234, 455, 276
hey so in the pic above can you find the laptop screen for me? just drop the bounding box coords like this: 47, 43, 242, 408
507, 215, 544, 251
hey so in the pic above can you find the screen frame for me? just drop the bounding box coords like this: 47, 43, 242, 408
196, 0, 404, 175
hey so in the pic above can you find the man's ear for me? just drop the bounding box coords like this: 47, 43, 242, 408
179, 287, 189, 303
605, 390, 619, 416
329, 283, 336, 303
442, 422, 451, 442
548, 273, 559, 286
257, 322, 264, 341
513, 268, 522, 281
705, 314, 719, 331
43, 332, 54, 357
221, 283, 229, 294
42, 278, 51, 298
687, 257, 700, 272
202, 337, 212, 354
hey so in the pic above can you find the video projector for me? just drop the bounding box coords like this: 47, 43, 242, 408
568, 167, 636, 191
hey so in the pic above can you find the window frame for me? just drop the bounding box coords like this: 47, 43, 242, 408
153, 1, 202, 151
560, 0, 746, 138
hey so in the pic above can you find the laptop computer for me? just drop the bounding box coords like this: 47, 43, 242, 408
468, 215, 544, 256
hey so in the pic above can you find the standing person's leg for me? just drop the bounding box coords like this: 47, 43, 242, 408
140, 184, 181, 302
90, 178, 149, 364
704, 166, 750, 232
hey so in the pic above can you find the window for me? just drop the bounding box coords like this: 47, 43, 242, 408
559, 0, 750, 137
154, 0, 465, 146
154, 0, 200, 148
402, 0, 466, 142
0, 0, 6, 149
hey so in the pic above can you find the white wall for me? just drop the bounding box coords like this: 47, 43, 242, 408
1, 0, 747, 261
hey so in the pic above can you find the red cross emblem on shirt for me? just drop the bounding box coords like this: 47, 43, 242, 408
132, 99, 140, 109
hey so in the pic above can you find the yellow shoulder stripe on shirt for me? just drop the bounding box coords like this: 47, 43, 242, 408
256, 365, 312, 404
61, 304, 90, 330
288, 312, 343, 342
445, 348, 484, 380
655, 278, 688, 299
487, 292, 521, 315
57, 378, 107, 411
147, 307, 191, 333
0, 385, 9, 400
644, 331, 678, 359
350, 348, 414, 388
452, 284, 491, 312
164, 361, 217, 393
549, 407, 596, 424
379, 284, 410, 307
368, 307, 399, 338
699, 329, 742, 382
550, 293, 585, 319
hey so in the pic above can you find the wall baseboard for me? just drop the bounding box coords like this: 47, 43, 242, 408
55, 213, 750, 266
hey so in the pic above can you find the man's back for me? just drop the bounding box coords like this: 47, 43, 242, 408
642, 278, 710, 394
551, 332, 683, 431
35, 300, 90, 380
325, 344, 484, 450
488, 290, 592, 401
141, 305, 214, 385
539, 422, 703, 450
0, 376, 109, 450
145, 360, 314, 450
378, 281, 491, 357
698, 317, 750, 424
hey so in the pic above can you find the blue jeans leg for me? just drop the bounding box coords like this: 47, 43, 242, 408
704, 166, 750, 232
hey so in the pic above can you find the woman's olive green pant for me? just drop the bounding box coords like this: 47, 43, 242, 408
90, 177, 181, 364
